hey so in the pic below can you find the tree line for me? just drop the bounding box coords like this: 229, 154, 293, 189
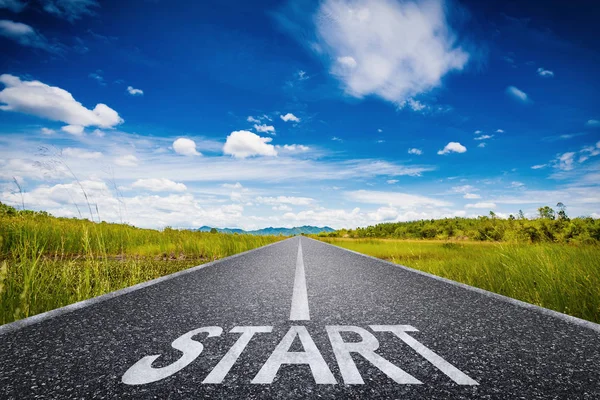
321, 204, 600, 244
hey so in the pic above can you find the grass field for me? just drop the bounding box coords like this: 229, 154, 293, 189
317, 238, 600, 324
0, 213, 284, 325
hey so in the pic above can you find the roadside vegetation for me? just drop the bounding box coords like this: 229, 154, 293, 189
317, 235, 600, 324
320, 205, 600, 244
0, 202, 283, 325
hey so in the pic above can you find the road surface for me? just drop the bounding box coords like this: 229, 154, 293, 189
1, 236, 599, 399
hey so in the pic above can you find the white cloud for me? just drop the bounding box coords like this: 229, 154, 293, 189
506, 86, 530, 103
332, 136, 343, 142
280, 113, 300, 122
254, 124, 276, 134
400, 98, 427, 111
273, 204, 292, 212
222, 182, 243, 189
62, 147, 102, 159
408, 148, 422, 155
451, 185, 476, 194
477, 142, 486, 148
247, 116, 260, 123
465, 202, 496, 209
495, 129, 504, 133
315, 0, 469, 105
132, 178, 187, 192
337, 56, 357, 68
127, 86, 143, 96
474, 130, 482, 134
386, 179, 398, 184
463, 193, 481, 199
587, 119, 599, 127
223, 130, 277, 158
556, 152, 576, 171
114, 154, 138, 167
531, 164, 547, 169
474, 134, 493, 140
61, 124, 84, 135
437, 142, 466, 155
510, 181, 525, 188
256, 196, 314, 206
0, 74, 123, 128
279, 144, 310, 152
173, 138, 201, 156
346, 190, 451, 208
537, 67, 554, 77
41, 127, 55, 135
0, 20, 58, 52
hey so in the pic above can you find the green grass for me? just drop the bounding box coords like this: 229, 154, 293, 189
0, 213, 284, 325
317, 238, 600, 324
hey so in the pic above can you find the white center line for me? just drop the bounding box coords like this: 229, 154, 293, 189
289, 240, 310, 320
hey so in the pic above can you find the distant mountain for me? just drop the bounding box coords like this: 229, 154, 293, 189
197, 225, 335, 236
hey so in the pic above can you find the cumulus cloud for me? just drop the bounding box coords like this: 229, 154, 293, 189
132, 178, 187, 192
314, 0, 469, 106
477, 143, 486, 148
223, 130, 277, 158
280, 113, 300, 122
114, 154, 138, 167
495, 129, 504, 133
408, 148, 422, 155
386, 179, 398, 184
127, 86, 143, 96
437, 142, 466, 155
173, 138, 201, 156
0, 20, 60, 52
62, 147, 101, 159
537, 67, 554, 77
246, 116, 260, 123
61, 124, 84, 135
463, 193, 481, 199
465, 202, 496, 209
506, 86, 530, 103
254, 124, 276, 134
40, 127, 55, 135
0, 74, 123, 128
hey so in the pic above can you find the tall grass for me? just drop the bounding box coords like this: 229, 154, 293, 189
0, 214, 284, 325
318, 238, 600, 324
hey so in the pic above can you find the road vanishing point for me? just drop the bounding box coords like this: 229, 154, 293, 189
1, 237, 599, 399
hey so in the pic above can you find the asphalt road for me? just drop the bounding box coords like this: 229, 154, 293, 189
1, 236, 599, 399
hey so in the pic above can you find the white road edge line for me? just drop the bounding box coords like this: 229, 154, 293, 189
289, 239, 310, 320
305, 237, 600, 334
0, 238, 294, 336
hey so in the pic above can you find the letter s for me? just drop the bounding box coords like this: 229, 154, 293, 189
122, 326, 222, 385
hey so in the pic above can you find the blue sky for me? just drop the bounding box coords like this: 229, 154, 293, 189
0, 0, 599, 229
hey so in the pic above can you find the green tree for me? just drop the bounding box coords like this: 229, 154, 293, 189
210, 228, 218, 234
538, 206, 555, 220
